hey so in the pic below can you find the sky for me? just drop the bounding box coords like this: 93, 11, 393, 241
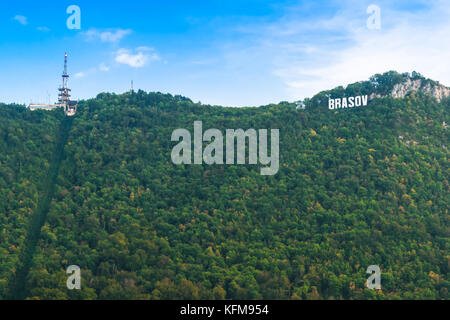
0, 0, 449, 107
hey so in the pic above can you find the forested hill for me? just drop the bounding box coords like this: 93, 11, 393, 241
0, 71, 449, 300
304, 71, 450, 109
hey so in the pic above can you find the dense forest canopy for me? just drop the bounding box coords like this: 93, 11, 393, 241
0, 71, 449, 300
0, 105, 63, 297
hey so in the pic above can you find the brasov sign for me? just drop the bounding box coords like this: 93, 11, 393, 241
329, 95, 369, 110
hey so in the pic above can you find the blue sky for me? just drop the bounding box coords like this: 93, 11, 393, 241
0, 0, 449, 107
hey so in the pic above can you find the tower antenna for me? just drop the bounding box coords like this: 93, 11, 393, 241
29, 52, 77, 116
58, 52, 71, 106
58, 52, 77, 116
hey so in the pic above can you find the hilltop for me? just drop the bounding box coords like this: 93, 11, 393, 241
0, 71, 449, 300
377, 73, 450, 102
304, 71, 450, 109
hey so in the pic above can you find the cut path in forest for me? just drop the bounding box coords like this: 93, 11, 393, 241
8, 117, 73, 300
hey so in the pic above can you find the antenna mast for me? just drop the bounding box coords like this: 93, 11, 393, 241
58, 52, 71, 106
29, 52, 77, 116
63, 52, 69, 88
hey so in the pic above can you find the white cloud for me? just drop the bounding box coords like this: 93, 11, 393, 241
83, 28, 132, 43
276, 3, 450, 99
99, 63, 110, 72
37, 26, 50, 32
74, 72, 86, 79
115, 48, 160, 68
135, 46, 154, 51
223, 0, 450, 101
13, 15, 28, 25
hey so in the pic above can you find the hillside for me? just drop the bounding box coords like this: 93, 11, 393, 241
0, 106, 64, 298
0, 71, 449, 300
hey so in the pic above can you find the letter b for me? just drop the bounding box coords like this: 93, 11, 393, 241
328, 99, 335, 110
